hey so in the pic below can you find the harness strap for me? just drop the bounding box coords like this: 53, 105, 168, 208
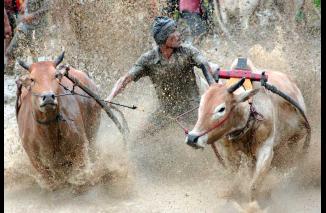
227, 103, 264, 141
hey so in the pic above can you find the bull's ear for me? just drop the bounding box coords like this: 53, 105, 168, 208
235, 88, 260, 103
16, 75, 33, 89
195, 70, 209, 95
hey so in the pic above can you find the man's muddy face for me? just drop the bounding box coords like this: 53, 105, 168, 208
165, 31, 181, 48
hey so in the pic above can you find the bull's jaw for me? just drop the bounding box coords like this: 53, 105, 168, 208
196, 134, 208, 148
39, 102, 58, 113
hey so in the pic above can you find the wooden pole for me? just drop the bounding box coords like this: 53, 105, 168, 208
63, 66, 129, 137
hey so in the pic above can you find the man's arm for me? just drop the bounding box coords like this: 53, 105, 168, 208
106, 51, 151, 106
106, 73, 134, 106
199, 63, 215, 85
4, 9, 12, 38
188, 45, 216, 85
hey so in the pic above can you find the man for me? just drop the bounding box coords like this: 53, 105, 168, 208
106, 16, 216, 137
4, 0, 25, 32
5, 0, 52, 75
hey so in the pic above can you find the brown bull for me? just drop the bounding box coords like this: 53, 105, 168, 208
186, 58, 310, 201
16, 52, 101, 189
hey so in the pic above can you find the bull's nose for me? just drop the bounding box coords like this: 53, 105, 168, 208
185, 134, 200, 149
40, 92, 57, 107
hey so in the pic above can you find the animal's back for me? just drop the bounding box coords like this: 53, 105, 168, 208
265, 70, 306, 112
258, 70, 309, 152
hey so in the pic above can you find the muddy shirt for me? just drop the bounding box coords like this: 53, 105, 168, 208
129, 43, 209, 116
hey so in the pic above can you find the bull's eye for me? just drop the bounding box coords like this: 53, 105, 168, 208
218, 107, 225, 112
212, 103, 226, 121
55, 72, 63, 81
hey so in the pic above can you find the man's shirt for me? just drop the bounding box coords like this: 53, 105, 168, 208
129, 43, 209, 116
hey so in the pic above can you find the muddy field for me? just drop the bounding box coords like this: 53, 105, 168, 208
4, 1, 320, 212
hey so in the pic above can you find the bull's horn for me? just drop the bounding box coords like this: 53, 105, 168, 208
18, 60, 31, 71
227, 77, 246, 93
54, 51, 65, 67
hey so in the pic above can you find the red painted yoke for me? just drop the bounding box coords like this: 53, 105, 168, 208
215, 69, 268, 82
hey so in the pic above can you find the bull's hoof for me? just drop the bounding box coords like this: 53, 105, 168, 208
249, 186, 259, 202
217, 190, 233, 199
43, 181, 61, 191
232, 201, 268, 213
39, 177, 62, 191
71, 184, 91, 195
217, 187, 239, 199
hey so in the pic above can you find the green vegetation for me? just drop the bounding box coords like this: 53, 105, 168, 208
314, 0, 320, 8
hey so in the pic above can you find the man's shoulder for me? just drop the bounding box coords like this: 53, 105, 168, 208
177, 43, 200, 54
138, 48, 158, 63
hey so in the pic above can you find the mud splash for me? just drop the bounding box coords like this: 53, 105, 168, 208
4, 0, 320, 212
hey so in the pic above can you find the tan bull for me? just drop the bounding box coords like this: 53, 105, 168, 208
187, 58, 310, 201
16, 52, 101, 190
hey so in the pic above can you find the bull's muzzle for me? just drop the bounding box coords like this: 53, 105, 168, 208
185, 133, 204, 149
185, 132, 208, 149
39, 92, 57, 108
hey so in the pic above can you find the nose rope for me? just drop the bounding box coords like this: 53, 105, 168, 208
211, 143, 226, 168
174, 107, 233, 168
174, 105, 199, 135
174, 106, 233, 137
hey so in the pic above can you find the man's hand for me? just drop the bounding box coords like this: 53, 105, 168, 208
4, 25, 12, 38
105, 96, 113, 107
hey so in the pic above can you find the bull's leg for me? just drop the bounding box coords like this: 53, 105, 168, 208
26, 150, 58, 190
217, 144, 242, 199
72, 133, 92, 171
250, 137, 274, 201
68, 129, 100, 191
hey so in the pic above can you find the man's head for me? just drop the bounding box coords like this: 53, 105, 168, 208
152, 16, 181, 47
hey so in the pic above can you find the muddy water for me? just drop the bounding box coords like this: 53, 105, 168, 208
4, 1, 320, 212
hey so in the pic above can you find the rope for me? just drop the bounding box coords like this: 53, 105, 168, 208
30, 81, 138, 110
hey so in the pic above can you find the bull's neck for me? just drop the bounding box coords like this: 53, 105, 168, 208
231, 102, 251, 130
31, 107, 61, 127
